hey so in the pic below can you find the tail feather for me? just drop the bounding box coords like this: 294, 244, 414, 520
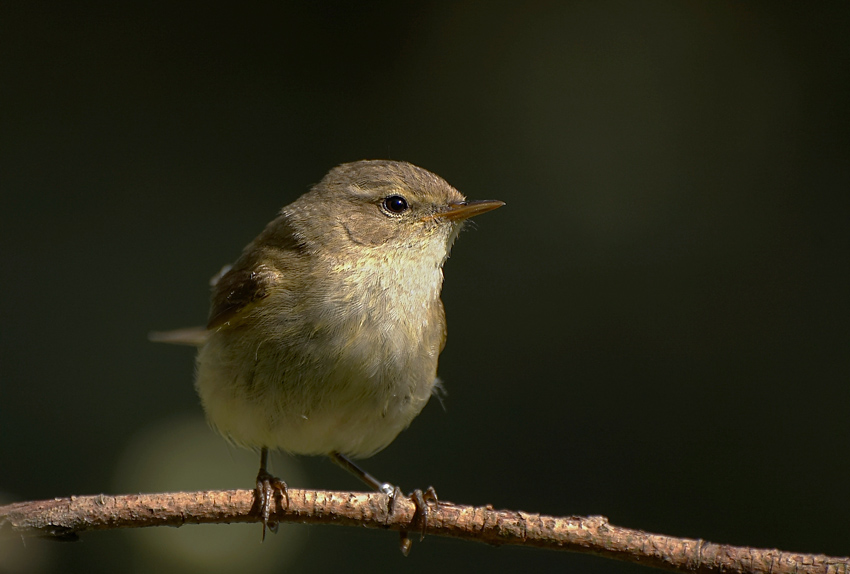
148, 326, 209, 346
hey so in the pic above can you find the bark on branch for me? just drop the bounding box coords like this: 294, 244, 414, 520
0, 489, 846, 574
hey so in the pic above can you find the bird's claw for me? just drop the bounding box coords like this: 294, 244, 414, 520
410, 486, 439, 540
388, 485, 439, 556
255, 468, 288, 540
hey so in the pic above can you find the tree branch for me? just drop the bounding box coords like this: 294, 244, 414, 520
1, 489, 845, 574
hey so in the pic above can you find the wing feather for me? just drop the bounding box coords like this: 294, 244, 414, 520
207, 215, 305, 331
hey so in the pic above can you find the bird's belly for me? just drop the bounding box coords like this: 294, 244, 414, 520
194, 327, 438, 458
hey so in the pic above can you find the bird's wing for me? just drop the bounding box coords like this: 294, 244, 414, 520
207, 215, 305, 331
147, 260, 281, 344
206, 260, 282, 330
436, 298, 448, 353
149, 215, 304, 343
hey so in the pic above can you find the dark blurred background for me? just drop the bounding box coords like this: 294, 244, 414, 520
2, 2, 849, 573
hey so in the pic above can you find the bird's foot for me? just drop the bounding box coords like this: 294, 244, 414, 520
385, 484, 439, 556
255, 468, 288, 540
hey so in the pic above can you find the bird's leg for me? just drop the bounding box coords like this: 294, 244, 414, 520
329, 451, 393, 493
255, 447, 288, 540
329, 452, 438, 555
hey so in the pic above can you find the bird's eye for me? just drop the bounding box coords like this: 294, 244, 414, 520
382, 195, 409, 214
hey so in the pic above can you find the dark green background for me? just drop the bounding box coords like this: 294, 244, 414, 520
2, 2, 848, 573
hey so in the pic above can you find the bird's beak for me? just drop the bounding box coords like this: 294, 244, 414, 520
435, 199, 505, 222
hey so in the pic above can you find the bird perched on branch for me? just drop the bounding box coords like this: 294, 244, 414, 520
152, 160, 503, 552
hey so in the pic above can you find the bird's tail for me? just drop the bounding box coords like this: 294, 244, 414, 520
148, 326, 209, 346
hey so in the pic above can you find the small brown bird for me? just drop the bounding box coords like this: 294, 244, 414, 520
153, 160, 503, 548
